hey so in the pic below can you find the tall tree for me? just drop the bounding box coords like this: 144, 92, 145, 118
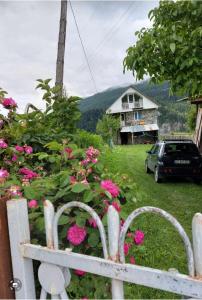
56, 0, 68, 89
124, 0, 202, 98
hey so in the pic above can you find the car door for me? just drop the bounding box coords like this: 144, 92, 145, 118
149, 144, 160, 171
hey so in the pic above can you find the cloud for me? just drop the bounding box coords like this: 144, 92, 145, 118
0, 0, 158, 113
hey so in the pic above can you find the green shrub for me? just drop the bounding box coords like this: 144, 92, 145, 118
75, 130, 104, 150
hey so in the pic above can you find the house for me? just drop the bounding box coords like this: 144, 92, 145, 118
105, 86, 159, 144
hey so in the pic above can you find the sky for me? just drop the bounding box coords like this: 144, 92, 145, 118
0, 0, 158, 113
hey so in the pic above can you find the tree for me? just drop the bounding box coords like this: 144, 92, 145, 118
56, 0, 68, 89
96, 115, 120, 146
124, 1, 202, 98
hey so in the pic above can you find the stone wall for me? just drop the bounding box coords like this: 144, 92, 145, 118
124, 109, 158, 125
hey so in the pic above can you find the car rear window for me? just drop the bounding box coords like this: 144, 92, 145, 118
165, 143, 199, 155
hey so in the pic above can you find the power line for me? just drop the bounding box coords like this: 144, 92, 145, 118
69, 0, 98, 93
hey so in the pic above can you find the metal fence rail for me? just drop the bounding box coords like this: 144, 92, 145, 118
6, 198, 202, 299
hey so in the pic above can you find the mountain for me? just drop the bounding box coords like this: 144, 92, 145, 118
78, 81, 190, 133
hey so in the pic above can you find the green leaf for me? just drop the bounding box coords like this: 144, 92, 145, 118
58, 215, 69, 225
104, 190, 112, 200
83, 190, 94, 203
88, 232, 99, 247
170, 43, 176, 53
71, 183, 89, 193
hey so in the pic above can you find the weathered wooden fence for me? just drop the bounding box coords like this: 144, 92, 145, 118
6, 198, 202, 299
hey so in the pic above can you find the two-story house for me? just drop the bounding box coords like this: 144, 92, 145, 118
106, 86, 159, 144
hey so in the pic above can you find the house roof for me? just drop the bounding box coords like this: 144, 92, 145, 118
121, 124, 159, 133
79, 81, 184, 113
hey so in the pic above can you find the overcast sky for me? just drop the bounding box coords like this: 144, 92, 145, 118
0, 0, 158, 113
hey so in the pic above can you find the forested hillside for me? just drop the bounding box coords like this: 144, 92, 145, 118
78, 81, 190, 133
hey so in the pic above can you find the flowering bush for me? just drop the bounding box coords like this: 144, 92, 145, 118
0, 81, 146, 299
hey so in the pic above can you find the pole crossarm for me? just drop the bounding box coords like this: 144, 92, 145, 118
21, 243, 202, 299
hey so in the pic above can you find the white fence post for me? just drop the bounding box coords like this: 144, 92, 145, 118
107, 205, 124, 299
7, 198, 36, 299
192, 213, 202, 276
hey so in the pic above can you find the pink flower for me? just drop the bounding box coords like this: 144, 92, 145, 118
67, 224, 87, 246
134, 230, 144, 245
0, 120, 4, 128
86, 146, 100, 159
8, 185, 22, 197
101, 180, 120, 198
28, 199, 38, 208
127, 232, 133, 238
70, 176, 77, 185
81, 158, 91, 166
19, 167, 38, 180
2, 97, 17, 109
64, 147, 74, 159
24, 146, 33, 154
15, 145, 24, 152
81, 178, 89, 185
74, 269, 86, 276
92, 158, 98, 164
12, 154, 18, 162
0, 168, 9, 178
0, 139, 8, 149
88, 218, 97, 228
124, 243, 131, 256
130, 256, 136, 264
112, 201, 121, 213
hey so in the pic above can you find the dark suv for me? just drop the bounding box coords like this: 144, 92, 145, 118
145, 140, 202, 183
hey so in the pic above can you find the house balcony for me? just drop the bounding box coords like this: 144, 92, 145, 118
121, 120, 145, 127
121, 99, 143, 110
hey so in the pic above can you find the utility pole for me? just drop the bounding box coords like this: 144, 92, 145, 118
56, 0, 68, 90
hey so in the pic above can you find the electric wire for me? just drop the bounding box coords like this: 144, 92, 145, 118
69, 0, 98, 93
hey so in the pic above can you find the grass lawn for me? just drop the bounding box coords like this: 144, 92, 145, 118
102, 145, 202, 299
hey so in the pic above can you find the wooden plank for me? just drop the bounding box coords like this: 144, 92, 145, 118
0, 196, 15, 299
22, 244, 202, 299
7, 199, 36, 299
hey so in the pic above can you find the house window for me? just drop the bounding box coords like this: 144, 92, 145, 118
134, 111, 143, 120
128, 94, 133, 103
121, 113, 125, 121
134, 94, 141, 101
122, 95, 128, 103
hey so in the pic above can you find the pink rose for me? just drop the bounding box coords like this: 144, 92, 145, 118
15, 145, 24, 152
8, 185, 22, 197
67, 224, 87, 246
88, 218, 97, 228
12, 154, 18, 162
74, 269, 86, 276
70, 176, 77, 185
130, 256, 136, 264
0, 139, 8, 149
24, 146, 33, 154
86, 146, 100, 159
28, 199, 38, 208
134, 230, 144, 245
101, 180, 120, 198
0, 168, 9, 178
124, 243, 131, 256
2, 97, 17, 109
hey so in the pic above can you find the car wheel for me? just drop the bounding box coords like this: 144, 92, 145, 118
145, 161, 151, 174
154, 167, 162, 183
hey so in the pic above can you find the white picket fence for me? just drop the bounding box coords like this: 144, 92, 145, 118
6, 198, 202, 299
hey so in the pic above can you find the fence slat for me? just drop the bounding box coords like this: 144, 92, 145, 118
192, 213, 202, 276
7, 199, 36, 299
22, 244, 202, 299
107, 205, 124, 299
0, 196, 15, 299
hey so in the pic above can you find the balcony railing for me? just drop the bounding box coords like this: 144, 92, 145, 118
122, 120, 145, 127
134, 99, 143, 108
122, 103, 129, 110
